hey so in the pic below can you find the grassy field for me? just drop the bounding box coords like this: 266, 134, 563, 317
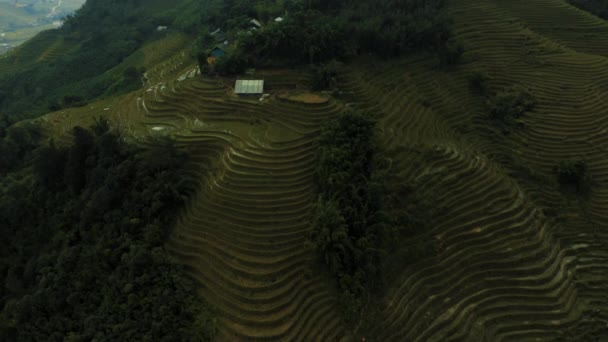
33, 0, 608, 340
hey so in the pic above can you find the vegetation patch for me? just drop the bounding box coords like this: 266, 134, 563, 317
311, 61, 340, 91
554, 159, 592, 194
467, 70, 490, 96
568, 0, 608, 20
486, 85, 536, 132
0, 120, 215, 341
437, 39, 465, 67
311, 111, 388, 323
192, 0, 452, 73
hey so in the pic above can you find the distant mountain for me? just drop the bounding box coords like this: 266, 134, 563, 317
0, 0, 85, 54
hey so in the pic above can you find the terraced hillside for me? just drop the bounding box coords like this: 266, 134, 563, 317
334, 0, 608, 340
33, 0, 608, 340
99, 72, 348, 340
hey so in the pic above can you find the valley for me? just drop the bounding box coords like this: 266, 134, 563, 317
0, 0, 84, 54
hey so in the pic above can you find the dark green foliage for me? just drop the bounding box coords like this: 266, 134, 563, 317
0, 0, 188, 119
213, 51, 249, 76
437, 39, 465, 67
190, 0, 452, 69
568, 0, 608, 20
0, 122, 43, 175
0, 122, 215, 341
487, 86, 536, 129
312, 61, 339, 91
311, 111, 387, 322
115, 66, 147, 94
467, 70, 490, 96
239, 10, 352, 65
554, 159, 592, 194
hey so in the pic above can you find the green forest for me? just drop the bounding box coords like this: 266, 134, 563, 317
194, 0, 454, 74
311, 112, 386, 322
568, 0, 608, 19
0, 121, 215, 341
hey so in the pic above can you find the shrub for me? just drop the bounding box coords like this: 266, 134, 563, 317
487, 86, 536, 126
311, 111, 387, 323
311, 61, 339, 91
467, 70, 490, 95
213, 52, 248, 76
555, 159, 592, 194
438, 40, 465, 67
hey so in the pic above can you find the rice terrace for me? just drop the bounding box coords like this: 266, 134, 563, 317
1, 0, 608, 341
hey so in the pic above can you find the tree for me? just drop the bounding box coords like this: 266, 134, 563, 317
555, 159, 592, 194
64, 126, 95, 193
467, 70, 490, 96
213, 52, 249, 76
487, 86, 536, 127
312, 111, 386, 322
437, 39, 464, 67
312, 61, 339, 91
0, 123, 216, 341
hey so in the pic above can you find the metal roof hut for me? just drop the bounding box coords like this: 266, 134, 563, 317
206, 46, 226, 65
210, 28, 226, 43
250, 19, 262, 29
235, 80, 264, 96
209, 47, 226, 58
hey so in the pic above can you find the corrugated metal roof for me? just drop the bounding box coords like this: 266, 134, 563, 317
235, 80, 264, 94
210, 47, 225, 58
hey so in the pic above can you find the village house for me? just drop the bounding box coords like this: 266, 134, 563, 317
207, 46, 226, 65
210, 28, 226, 43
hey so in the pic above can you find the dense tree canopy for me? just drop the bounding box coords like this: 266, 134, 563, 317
568, 0, 608, 20
311, 111, 387, 322
555, 159, 592, 194
0, 121, 215, 341
195, 0, 453, 72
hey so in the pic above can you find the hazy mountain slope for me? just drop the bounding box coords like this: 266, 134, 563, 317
0, 0, 85, 54
0, 0, 197, 120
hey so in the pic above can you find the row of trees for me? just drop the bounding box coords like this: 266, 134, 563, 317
0, 120, 215, 341
311, 112, 388, 322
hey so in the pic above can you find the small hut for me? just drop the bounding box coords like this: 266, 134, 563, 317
234, 80, 264, 96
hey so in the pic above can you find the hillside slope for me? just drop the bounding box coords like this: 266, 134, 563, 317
340, 0, 608, 340
0, 0, 85, 54
22, 0, 608, 340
